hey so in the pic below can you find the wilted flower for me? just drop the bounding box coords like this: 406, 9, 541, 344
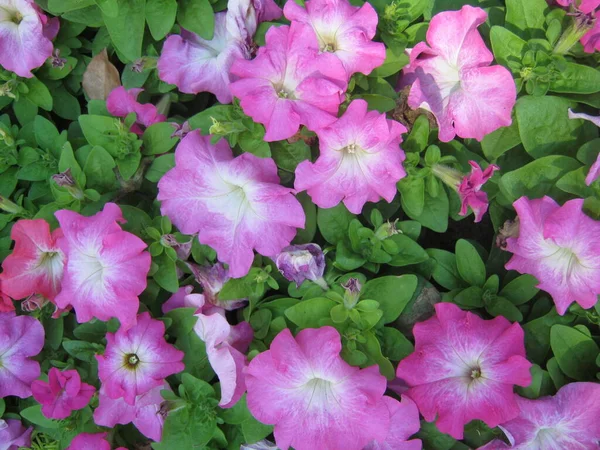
275, 243, 326, 288
50, 48, 67, 69
31, 368, 95, 419
170, 121, 191, 139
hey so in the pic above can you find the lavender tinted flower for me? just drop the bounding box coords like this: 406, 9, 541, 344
188, 262, 247, 310
275, 243, 326, 287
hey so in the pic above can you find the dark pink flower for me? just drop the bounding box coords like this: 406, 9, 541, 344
458, 161, 500, 223
106, 87, 166, 135
31, 368, 95, 419
66, 433, 127, 450
0, 419, 32, 450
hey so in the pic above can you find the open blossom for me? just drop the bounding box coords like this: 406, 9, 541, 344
0, 419, 32, 450
396, 302, 532, 440
0, 312, 44, 398
106, 87, 166, 135
568, 109, 600, 185
94, 383, 171, 442
246, 327, 390, 450
505, 196, 600, 315
96, 312, 184, 405
400, 5, 516, 142
189, 262, 247, 310
275, 243, 326, 287
54, 203, 151, 330
295, 99, 407, 214
364, 396, 422, 450
31, 368, 95, 419
0, 219, 64, 301
284, 0, 385, 76
67, 433, 127, 450
229, 22, 347, 142
479, 382, 600, 450
458, 161, 500, 222
158, 131, 305, 278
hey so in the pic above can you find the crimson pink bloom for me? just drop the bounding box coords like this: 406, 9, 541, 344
67, 433, 127, 450
458, 161, 500, 223
94, 383, 170, 442
396, 302, 532, 440
479, 382, 600, 450
31, 368, 95, 419
0, 219, 64, 301
54, 203, 151, 330
400, 5, 516, 142
229, 22, 347, 142
568, 109, 600, 185
505, 196, 600, 315
106, 87, 166, 135
295, 99, 407, 214
246, 327, 390, 450
0, 419, 32, 450
364, 396, 422, 450
0, 286, 13, 312
96, 312, 184, 405
158, 131, 305, 278
284, 0, 385, 76
0, 311, 44, 398
189, 262, 247, 310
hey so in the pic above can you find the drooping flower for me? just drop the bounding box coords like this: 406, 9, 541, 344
54, 203, 151, 330
94, 382, 171, 442
31, 368, 95, 419
188, 262, 247, 310
568, 109, 600, 185
275, 243, 326, 287
226, 0, 283, 46
0, 219, 64, 301
0, 0, 58, 78
106, 87, 166, 135
399, 5, 516, 142
246, 327, 390, 450
396, 302, 532, 440
479, 382, 600, 450
229, 22, 348, 142
158, 131, 305, 278
0, 419, 32, 450
294, 99, 407, 214
66, 433, 127, 450
364, 396, 422, 450
505, 196, 600, 315
283, 0, 386, 76
0, 312, 44, 398
96, 312, 184, 405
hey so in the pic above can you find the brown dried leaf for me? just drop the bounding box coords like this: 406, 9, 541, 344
82, 49, 121, 100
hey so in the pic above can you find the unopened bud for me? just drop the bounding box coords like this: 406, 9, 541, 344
342, 278, 362, 309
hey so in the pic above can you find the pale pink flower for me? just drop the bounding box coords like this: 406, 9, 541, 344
568, 109, 600, 185
396, 302, 532, 439
458, 161, 500, 223
505, 196, 600, 315
0, 419, 32, 450
295, 99, 407, 214
246, 327, 390, 450
106, 87, 166, 135
157, 131, 305, 278
66, 433, 127, 450
31, 368, 95, 419
400, 5, 516, 142
364, 396, 422, 450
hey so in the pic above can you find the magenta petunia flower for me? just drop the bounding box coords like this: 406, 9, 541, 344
66, 432, 127, 450
96, 312, 184, 405
0, 312, 44, 398
31, 368, 95, 419
0, 219, 64, 301
294, 99, 407, 214
505, 196, 600, 315
396, 302, 532, 440
188, 262, 247, 310
0, 0, 58, 78
106, 87, 166, 135
364, 396, 422, 450
479, 382, 600, 449
54, 203, 151, 331
157, 131, 305, 278
275, 243, 326, 287
458, 161, 500, 223
284, 0, 386, 76
0, 288, 13, 312
246, 327, 390, 450
0, 419, 32, 450
229, 22, 347, 142
568, 109, 600, 185
400, 5, 516, 142
94, 382, 170, 442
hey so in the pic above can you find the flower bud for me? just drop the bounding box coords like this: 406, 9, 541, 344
342, 277, 362, 309
275, 244, 326, 288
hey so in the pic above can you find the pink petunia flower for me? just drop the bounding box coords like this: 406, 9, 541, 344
66, 433, 127, 450
229, 22, 348, 142
0, 0, 58, 78
396, 302, 532, 440
0, 419, 32, 450
157, 131, 305, 278
0, 219, 64, 301
188, 262, 247, 310
555, 0, 600, 53
284, 0, 386, 76
162, 285, 197, 314
54, 203, 151, 331
458, 161, 500, 223
106, 86, 166, 135
505, 196, 600, 315
93, 382, 171, 442
364, 396, 422, 450
246, 327, 390, 450
568, 109, 600, 185
96, 312, 184, 405
479, 382, 600, 449
0, 311, 44, 398
31, 368, 95, 419
294, 99, 407, 214
399, 5, 516, 142
0, 285, 13, 312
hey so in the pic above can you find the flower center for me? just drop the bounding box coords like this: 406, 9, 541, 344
320, 41, 337, 53
341, 143, 361, 154
304, 377, 336, 408
9, 11, 23, 25
471, 368, 481, 379
124, 353, 140, 370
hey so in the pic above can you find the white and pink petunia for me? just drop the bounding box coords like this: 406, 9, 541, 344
399, 5, 516, 142
157, 131, 305, 278
229, 22, 348, 142
396, 302, 532, 440
505, 196, 600, 315
54, 203, 151, 330
294, 99, 407, 214
283, 0, 386, 76
245, 327, 390, 450
364, 396, 423, 450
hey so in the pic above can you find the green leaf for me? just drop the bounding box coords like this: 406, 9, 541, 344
285, 297, 336, 328
369, 47, 409, 77
550, 325, 600, 380
142, 122, 179, 155
20, 405, 59, 429
455, 239, 486, 287
500, 274, 539, 305
145, 0, 177, 40
43, 316, 64, 351
481, 120, 521, 162
117, 152, 141, 180
402, 182, 449, 232
485, 296, 523, 322
490, 26, 527, 69
403, 115, 430, 153
524, 309, 575, 364
94, 0, 118, 16
505, 0, 548, 39
146, 153, 175, 182
381, 327, 414, 361
454, 286, 484, 309
428, 249, 464, 290
83, 146, 117, 191
104, 0, 145, 61
355, 94, 396, 113
25, 77, 53, 111
361, 275, 418, 323
73, 320, 108, 342
153, 252, 179, 293
317, 203, 354, 245
62, 340, 101, 363
335, 240, 366, 271
550, 63, 600, 94
79, 114, 121, 147
387, 234, 429, 267
177, 0, 214, 40
398, 177, 425, 216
